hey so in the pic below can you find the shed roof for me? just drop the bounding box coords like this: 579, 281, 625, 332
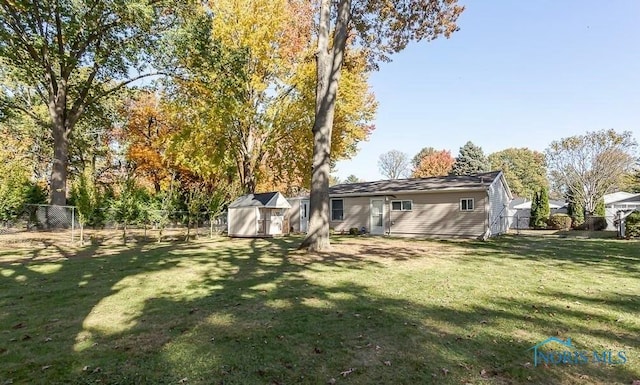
328, 171, 505, 197
512, 200, 567, 210
228, 192, 291, 209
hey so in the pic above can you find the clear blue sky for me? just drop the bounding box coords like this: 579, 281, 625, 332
335, 0, 640, 181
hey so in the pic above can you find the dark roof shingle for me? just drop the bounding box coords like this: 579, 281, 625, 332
329, 171, 502, 196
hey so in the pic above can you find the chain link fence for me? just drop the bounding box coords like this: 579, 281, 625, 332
0, 204, 228, 247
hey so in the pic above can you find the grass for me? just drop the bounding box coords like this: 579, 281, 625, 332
0, 235, 638, 384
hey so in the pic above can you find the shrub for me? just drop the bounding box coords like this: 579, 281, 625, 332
548, 214, 572, 230
626, 212, 640, 238
349, 227, 360, 235
576, 216, 608, 231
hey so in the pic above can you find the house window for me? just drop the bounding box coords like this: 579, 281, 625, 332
331, 199, 344, 221
391, 200, 413, 211
460, 198, 474, 211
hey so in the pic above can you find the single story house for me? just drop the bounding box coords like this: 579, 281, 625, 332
508, 198, 568, 229
323, 171, 512, 239
287, 196, 309, 233
604, 192, 640, 230
227, 192, 291, 237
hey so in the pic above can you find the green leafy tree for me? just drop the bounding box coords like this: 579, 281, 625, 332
0, 0, 180, 205
303, 0, 464, 250
488, 148, 547, 198
109, 175, 146, 244
450, 141, 490, 176
344, 175, 362, 184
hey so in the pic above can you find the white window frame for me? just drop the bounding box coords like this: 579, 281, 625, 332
460, 198, 475, 212
391, 200, 413, 211
330, 199, 344, 221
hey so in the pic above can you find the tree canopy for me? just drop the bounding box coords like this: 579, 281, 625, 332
450, 141, 490, 176
488, 148, 547, 199
546, 129, 637, 214
0, 0, 180, 204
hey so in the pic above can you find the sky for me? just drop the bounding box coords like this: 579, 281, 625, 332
334, 0, 640, 181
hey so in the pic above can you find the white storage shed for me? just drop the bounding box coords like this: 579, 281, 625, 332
227, 192, 291, 237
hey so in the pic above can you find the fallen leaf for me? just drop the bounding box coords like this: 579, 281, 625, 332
178, 378, 188, 384
92, 367, 101, 373
327, 378, 336, 385
188, 308, 199, 314
4, 380, 14, 385
41, 365, 51, 371
479, 320, 488, 324
480, 369, 489, 378
340, 368, 355, 377
383, 361, 391, 366
21, 334, 31, 341
44, 337, 52, 342
12, 323, 24, 329
441, 368, 449, 375
82, 366, 90, 371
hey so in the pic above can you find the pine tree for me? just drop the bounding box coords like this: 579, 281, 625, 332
594, 197, 605, 216
537, 186, 550, 228
450, 141, 490, 176
529, 191, 539, 228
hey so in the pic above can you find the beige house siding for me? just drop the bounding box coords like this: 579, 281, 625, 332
329, 196, 371, 232
388, 191, 487, 238
329, 191, 489, 238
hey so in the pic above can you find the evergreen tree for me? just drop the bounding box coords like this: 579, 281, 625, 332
450, 141, 490, 176
537, 186, 550, 227
567, 194, 585, 227
529, 191, 539, 228
594, 197, 605, 216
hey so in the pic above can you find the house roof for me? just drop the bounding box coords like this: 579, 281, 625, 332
329, 171, 505, 197
228, 192, 292, 209
604, 191, 640, 205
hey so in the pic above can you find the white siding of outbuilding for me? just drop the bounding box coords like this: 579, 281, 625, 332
228, 207, 258, 237
487, 176, 511, 236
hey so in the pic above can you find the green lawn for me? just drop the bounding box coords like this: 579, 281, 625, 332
0, 235, 638, 384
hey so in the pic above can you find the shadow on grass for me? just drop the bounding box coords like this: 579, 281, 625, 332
0, 235, 638, 384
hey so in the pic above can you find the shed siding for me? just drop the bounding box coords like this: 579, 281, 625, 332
388, 191, 487, 238
228, 207, 257, 236
488, 178, 510, 236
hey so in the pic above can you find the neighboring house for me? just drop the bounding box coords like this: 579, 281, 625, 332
508, 198, 567, 229
227, 192, 291, 237
321, 171, 512, 239
604, 192, 640, 230
287, 196, 310, 233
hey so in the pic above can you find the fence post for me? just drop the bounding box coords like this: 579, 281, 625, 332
71, 207, 75, 244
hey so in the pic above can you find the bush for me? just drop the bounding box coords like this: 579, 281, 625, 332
548, 214, 572, 230
576, 216, 608, 231
349, 227, 360, 235
626, 212, 640, 238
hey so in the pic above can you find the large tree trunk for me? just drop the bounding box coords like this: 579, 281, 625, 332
50, 104, 70, 206
300, 0, 351, 251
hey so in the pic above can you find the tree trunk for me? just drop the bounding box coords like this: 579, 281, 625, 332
300, 0, 351, 251
50, 112, 69, 205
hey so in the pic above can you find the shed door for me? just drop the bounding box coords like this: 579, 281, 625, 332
370, 199, 384, 235
300, 200, 309, 233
